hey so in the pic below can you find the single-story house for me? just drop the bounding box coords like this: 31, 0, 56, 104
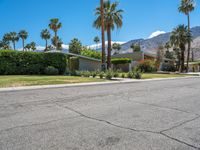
112, 51, 174, 72
185, 61, 200, 72
66, 52, 101, 71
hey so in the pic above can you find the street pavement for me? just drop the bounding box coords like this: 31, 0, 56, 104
0, 78, 200, 150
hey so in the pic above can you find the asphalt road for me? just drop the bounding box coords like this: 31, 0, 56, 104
0, 78, 200, 150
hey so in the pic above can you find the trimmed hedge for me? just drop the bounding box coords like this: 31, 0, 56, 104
111, 58, 131, 65
0, 50, 67, 75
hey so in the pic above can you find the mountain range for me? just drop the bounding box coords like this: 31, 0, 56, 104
120, 26, 200, 60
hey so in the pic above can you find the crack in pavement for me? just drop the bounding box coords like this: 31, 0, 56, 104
160, 116, 200, 133
0, 115, 80, 134
127, 100, 200, 117
57, 104, 200, 150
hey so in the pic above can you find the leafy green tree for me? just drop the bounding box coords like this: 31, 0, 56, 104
131, 43, 141, 52
81, 47, 101, 59
41, 29, 51, 51
94, 1, 123, 69
51, 36, 63, 50
49, 18, 62, 50
69, 38, 82, 54
9, 32, 19, 50
18, 30, 28, 51
170, 25, 192, 72
112, 43, 121, 54
179, 0, 195, 71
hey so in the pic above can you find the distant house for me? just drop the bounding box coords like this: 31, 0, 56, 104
185, 61, 200, 72
112, 51, 174, 72
66, 52, 101, 71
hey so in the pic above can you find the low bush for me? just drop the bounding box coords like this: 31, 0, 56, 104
44, 66, 59, 75
127, 71, 134, 79
137, 60, 157, 73
99, 72, 105, 79
161, 63, 176, 72
105, 70, 113, 80
111, 58, 131, 65
121, 73, 126, 78
0, 50, 67, 75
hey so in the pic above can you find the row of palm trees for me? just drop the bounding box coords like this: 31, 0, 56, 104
0, 18, 62, 51
94, 0, 123, 69
169, 0, 195, 72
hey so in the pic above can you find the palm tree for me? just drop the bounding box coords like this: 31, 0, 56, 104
41, 29, 51, 51
179, 0, 195, 72
170, 25, 192, 72
49, 18, 62, 50
100, 0, 106, 67
30, 42, 36, 51
94, 1, 123, 69
94, 36, 100, 50
18, 30, 28, 51
3, 33, 11, 48
112, 43, 121, 54
9, 32, 19, 50
25, 43, 31, 51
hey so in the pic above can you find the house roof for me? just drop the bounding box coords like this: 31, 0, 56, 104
66, 52, 101, 62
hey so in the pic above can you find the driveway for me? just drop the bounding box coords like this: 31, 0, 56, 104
0, 78, 200, 150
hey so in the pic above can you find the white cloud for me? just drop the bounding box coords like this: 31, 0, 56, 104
148, 31, 166, 39
88, 41, 126, 50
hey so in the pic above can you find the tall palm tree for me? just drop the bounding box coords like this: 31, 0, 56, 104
3, 33, 11, 48
179, 0, 195, 72
9, 32, 19, 50
49, 18, 62, 50
170, 25, 192, 72
18, 30, 28, 51
100, 0, 106, 67
41, 29, 51, 51
94, 0, 123, 69
94, 36, 100, 50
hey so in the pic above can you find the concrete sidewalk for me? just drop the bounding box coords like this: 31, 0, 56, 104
0, 76, 199, 92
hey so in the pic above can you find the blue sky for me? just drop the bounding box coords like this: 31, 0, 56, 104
0, 0, 200, 49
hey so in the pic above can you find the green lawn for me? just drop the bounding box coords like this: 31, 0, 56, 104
0, 75, 106, 88
142, 73, 195, 79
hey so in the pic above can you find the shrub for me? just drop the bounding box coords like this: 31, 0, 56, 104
91, 71, 97, 78
44, 66, 59, 75
161, 63, 176, 72
99, 72, 105, 79
113, 71, 119, 78
127, 71, 134, 78
69, 57, 79, 72
121, 73, 126, 78
82, 71, 91, 77
133, 69, 142, 79
105, 70, 113, 80
111, 58, 131, 65
0, 50, 67, 75
138, 60, 157, 73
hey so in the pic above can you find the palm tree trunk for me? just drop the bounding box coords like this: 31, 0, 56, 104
55, 31, 58, 50
45, 39, 48, 51
22, 39, 25, 51
13, 41, 15, 50
107, 25, 112, 69
186, 14, 191, 72
100, 0, 106, 67
180, 45, 185, 73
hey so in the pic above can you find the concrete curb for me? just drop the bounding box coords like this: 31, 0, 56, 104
0, 76, 199, 92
